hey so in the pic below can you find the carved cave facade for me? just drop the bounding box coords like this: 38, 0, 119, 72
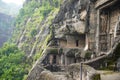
42, 0, 120, 72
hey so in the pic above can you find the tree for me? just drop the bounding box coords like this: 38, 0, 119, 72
0, 43, 30, 80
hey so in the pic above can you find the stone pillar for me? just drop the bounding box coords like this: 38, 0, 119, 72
65, 56, 68, 66
61, 54, 64, 65
84, 34, 89, 51
49, 55, 53, 65
96, 10, 100, 54
56, 55, 60, 65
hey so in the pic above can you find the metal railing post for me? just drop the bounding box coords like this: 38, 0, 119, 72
80, 63, 82, 80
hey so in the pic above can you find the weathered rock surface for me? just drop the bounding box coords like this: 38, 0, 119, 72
27, 62, 100, 80
67, 63, 100, 80
39, 71, 55, 80
53, 0, 90, 39
53, 72, 68, 80
27, 48, 51, 80
27, 65, 45, 80
26, 0, 120, 80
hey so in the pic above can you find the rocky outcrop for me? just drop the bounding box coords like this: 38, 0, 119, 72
27, 45, 52, 80
28, 63, 100, 80
54, 0, 90, 23
67, 63, 100, 80
16, 0, 120, 79
53, 0, 90, 38
27, 65, 45, 80
39, 71, 55, 80
27, 0, 94, 79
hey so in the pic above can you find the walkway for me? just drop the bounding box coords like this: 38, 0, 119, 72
97, 71, 120, 80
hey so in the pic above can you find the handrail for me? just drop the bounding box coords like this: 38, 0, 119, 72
82, 36, 120, 64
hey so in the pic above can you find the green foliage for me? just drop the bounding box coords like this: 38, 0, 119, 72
0, 43, 18, 56
113, 43, 120, 61
30, 29, 37, 37
12, 0, 62, 43
49, 48, 58, 54
34, 34, 52, 61
92, 74, 101, 80
99, 43, 120, 70
0, 43, 31, 80
85, 51, 92, 59
10, 0, 63, 79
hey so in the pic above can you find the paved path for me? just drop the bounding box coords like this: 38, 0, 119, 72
98, 71, 120, 80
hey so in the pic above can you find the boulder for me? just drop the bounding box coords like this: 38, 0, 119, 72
67, 63, 101, 80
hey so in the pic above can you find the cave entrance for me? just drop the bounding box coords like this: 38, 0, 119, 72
53, 55, 56, 64
76, 40, 79, 47
99, 10, 108, 52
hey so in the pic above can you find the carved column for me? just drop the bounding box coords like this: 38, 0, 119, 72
96, 10, 100, 54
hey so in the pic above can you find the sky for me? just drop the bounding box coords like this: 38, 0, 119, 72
2, 0, 25, 5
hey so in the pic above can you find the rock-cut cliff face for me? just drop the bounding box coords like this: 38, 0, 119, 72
14, 0, 120, 80
26, 0, 95, 80
53, 0, 91, 38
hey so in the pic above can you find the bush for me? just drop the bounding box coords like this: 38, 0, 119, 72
0, 43, 31, 80
30, 29, 37, 37
92, 74, 101, 80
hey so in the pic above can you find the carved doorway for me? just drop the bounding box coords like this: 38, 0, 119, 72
99, 0, 120, 52
99, 11, 109, 52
